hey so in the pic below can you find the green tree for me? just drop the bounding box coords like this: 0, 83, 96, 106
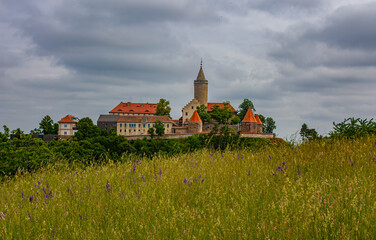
154, 120, 165, 136
196, 104, 211, 123
39, 115, 58, 134
258, 114, 276, 134
74, 117, 100, 140
156, 98, 171, 118
210, 102, 233, 124
11, 128, 24, 139
300, 123, 318, 141
147, 127, 155, 139
30, 128, 42, 135
238, 99, 256, 120
231, 116, 241, 125
0, 125, 10, 142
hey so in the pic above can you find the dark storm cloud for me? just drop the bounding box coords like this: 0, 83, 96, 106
272, 2, 376, 68
251, 0, 325, 13
308, 3, 376, 50
2, 0, 220, 82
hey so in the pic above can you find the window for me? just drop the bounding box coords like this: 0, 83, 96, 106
64, 124, 67, 128
167, 124, 169, 128
64, 131, 68, 135
148, 124, 150, 128
120, 124, 122, 127
139, 124, 141, 127
192, 106, 194, 109
185, 112, 188, 116
125, 124, 127, 127
143, 124, 145, 128
120, 129, 122, 132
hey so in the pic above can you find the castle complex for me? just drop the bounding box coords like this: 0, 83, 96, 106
182, 62, 236, 124
59, 62, 273, 139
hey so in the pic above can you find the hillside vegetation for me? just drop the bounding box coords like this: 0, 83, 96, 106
1, 136, 376, 239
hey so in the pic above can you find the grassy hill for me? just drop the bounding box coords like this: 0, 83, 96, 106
1, 136, 376, 239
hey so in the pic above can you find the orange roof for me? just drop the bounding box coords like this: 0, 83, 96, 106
109, 102, 157, 114
207, 103, 236, 112
242, 108, 257, 123
58, 115, 79, 123
255, 114, 263, 125
189, 111, 202, 123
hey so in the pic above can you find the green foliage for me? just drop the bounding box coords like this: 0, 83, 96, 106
11, 128, 24, 139
238, 98, 256, 120
230, 115, 241, 125
196, 104, 211, 123
74, 117, 100, 140
300, 123, 319, 141
0, 125, 10, 142
147, 127, 155, 139
39, 115, 58, 134
209, 102, 233, 124
258, 114, 276, 134
155, 98, 171, 118
329, 117, 376, 139
154, 120, 165, 136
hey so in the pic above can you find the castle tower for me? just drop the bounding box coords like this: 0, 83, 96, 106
255, 114, 263, 133
188, 111, 202, 133
194, 61, 208, 106
241, 108, 257, 133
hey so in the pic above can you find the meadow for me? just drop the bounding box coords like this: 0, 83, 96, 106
1, 136, 376, 239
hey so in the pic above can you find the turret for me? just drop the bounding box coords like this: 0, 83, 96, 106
241, 108, 257, 132
188, 111, 202, 133
194, 61, 208, 106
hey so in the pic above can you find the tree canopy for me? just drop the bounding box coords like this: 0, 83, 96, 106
300, 123, 319, 141
209, 102, 233, 124
74, 117, 101, 140
39, 115, 58, 134
238, 99, 256, 121
196, 104, 211, 124
156, 98, 171, 118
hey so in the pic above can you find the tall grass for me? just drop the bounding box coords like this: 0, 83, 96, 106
1, 136, 376, 239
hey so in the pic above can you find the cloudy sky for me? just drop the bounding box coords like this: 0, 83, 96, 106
1, 0, 375, 138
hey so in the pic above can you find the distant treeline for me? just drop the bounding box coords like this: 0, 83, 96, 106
0, 127, 285, 177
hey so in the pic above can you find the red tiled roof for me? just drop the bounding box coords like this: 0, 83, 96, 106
109, 102, 158, 114
58, 115, 79, 123
189, 111, 202, 123
242, 108, 257, 123
255, 114, 263, 125
207, 103, 236, 112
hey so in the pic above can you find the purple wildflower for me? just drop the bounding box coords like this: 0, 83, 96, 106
184, 178, 187, 183
222, 154, 224, 158
28, 213, 32, 220
79, 215, 83, 220
349, 158, 355, 167
29, 196, 33, 203
282, 162, 285, 166
21, 192, 25, 199
159, 169, 162, 175
105, 180, 112, 193
51, 228, 56, 238
248, 170, 251, 176
269, 155, 271, 159
201, 179, 204, 183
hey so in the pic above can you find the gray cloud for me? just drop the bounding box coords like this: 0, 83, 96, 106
1, 0, 376, 139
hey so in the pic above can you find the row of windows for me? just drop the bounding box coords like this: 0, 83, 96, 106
119, 123, 170, 128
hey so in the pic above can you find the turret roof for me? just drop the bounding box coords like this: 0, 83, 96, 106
189, 111, 202, 123
195, 61, 207, 82
242, 108, 257, 123
255, 114, 263, 125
